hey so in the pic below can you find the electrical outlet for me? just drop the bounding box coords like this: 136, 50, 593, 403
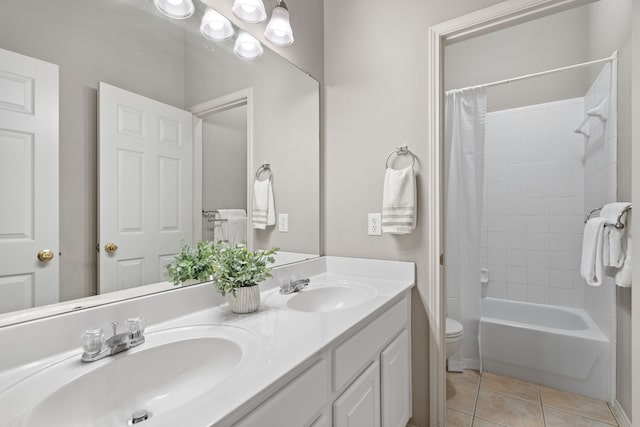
368, 213, 382, 236
278, 213, 289, 232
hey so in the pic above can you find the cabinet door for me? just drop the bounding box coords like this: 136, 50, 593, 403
381, 330, 411, 427
334, 361, 380, 427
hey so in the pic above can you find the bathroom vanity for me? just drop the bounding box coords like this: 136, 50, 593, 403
0, 257, 414, 426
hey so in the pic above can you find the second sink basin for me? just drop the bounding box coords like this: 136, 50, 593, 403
267, 279, 378, 313
0, 324, 259, 427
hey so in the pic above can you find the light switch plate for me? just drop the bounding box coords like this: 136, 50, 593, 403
278, 213, 289, 232
368, 213, 382, 236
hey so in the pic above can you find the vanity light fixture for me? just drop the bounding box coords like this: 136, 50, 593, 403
234, 31, 264, 60
200, 8, 235, 41
154, 0, 195, 19
264, 0, 294, 47
232, 0, 267, 23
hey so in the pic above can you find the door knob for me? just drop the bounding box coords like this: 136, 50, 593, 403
104, 243, 119, 254
37, 249, 55, 262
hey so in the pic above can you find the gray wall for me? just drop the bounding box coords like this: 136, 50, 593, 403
632, 0, 640, 419
323, 1, 505, 425
445, 6, 591, 111
0, 0, 186, 301
586, 0, 633, 418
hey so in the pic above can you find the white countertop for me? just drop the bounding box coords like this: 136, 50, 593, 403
0, 257, 415, 427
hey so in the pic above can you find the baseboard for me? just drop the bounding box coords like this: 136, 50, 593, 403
464, 358, 480, 371
611, 400, 632, 427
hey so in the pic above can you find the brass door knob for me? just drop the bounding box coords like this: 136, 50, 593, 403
104, 243, 119, 254
37, 249, 55, 262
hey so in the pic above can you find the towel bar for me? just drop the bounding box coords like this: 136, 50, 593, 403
202, 210, 228, 223
584, 205, 631, 229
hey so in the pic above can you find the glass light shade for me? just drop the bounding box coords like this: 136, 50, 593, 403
264, 6, 294, 47
232, 0, 267, 23
154, 0, 195, 19
234, 31, 263, 60
200, 8, 234, 41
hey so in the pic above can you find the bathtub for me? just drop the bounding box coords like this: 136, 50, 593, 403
480, 297, 611, 401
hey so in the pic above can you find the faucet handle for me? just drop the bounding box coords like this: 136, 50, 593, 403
127, 317, 146, 339
81, 328, 105, 356
111, 322, 118, 337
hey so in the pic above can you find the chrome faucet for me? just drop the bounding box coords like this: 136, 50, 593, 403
279, 276, 310, 294
80, 317, 146, 363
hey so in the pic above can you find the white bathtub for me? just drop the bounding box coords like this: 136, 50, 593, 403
480, 297, 610, 401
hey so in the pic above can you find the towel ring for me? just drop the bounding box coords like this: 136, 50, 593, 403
255, 163, 272, 181
385, 146, 416, 169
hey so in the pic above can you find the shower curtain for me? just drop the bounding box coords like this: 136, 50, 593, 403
444, 87, 486, 371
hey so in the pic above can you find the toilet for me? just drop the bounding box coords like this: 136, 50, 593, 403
445, 317, 464, 358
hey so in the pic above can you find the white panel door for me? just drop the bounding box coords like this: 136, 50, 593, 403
98, 83, 192, 293
381, 330, 411, 427
0, 48, 58, 314
334, 361, 381, 427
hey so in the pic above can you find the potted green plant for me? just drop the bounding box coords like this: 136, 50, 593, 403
166, 240, 216, 287
210, 241, 278, 313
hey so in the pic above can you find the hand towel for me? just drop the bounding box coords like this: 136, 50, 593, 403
253, 179, 275, 230
217, 209, 247, 244
580, 218, 608, 286
615, 211, 632, 287
600, 202, 631, 268
382, 166, 416, 234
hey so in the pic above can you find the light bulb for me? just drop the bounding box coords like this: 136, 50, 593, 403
234, 31, 263, 60
232, 0, 267, 23
242, 5, 257, 13
167, 0, 183, 5
200, 8, 234, 42
264, 2, 294, 47
154, 0, 194, 19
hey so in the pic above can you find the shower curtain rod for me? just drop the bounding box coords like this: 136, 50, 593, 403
448, 51, 617, 93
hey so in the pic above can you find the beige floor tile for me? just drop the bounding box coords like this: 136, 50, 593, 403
448, 369, 481, 387
480, 371, 540, 403
540, 386, 617, 425
447, 408, 473, 427
447, 379, 478, 415
473, 417, 507, 427
544, 406, 618, 426
475, 389, 544, 427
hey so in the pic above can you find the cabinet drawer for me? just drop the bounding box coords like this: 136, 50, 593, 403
333, 297, 408, 391
235, 358, 328, 427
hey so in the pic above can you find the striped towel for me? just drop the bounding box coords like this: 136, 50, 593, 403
253, 179, 275, 230
382, 166, 416, 234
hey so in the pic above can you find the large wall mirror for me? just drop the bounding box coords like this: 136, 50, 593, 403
0, 0, 320, 325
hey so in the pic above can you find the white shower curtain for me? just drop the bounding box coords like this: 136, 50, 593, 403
444, 87, 487, 371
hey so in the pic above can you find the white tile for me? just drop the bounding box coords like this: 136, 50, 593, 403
488, 199, 507, 216
527, 107, 548, 128
528, 233, 548, 251
527, 251, 549, 268
527, 144, 549, 163
488, 149, 507, 166
507, 249, 528, 267
527, 127, 549, 145
507, 199, 528, 216
487, 165, 508, 183
527, 216, 549, 233
527, 285, 549, 304
548, 102, 573, 123
548, 269, 572, 288
548, 251, 572, 270
548, 287, 574, 306
549, 216, 582, 233
506, 216, 527, 233
572, 271, 586, 289
507, 146, 527, 164
508, 283, 528, 301
507, 111, 527, 130
507, 181, 527, 198
487, 264, 507, 282
573, 289, 585, 307
527, 179, 550, 198
487, 182, 507, 199
487, 282, 507, 298
527, 198, 549, 216
527, 268, 548, 286
487, 216, 507, 232
488, 232, 507, 248
507, 232, 528, 250
488, 248, 507, 265
508, 266, 528, 284
526, 163, 547, 180
506, 164, 528, 181
548, 233, 574, 252
548, 197, 573, 215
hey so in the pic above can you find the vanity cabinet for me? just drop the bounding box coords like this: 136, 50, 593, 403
233, 293, 411, 427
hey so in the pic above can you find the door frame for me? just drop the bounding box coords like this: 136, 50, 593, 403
426, 1, 596, 425
189, 87, 254, 250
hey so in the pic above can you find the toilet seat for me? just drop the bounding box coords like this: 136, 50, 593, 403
446, 317, 463, 339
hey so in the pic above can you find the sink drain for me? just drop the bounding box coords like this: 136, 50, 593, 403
129, 410, 152, 425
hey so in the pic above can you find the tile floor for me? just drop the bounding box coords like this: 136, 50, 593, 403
446, 370, 620, 427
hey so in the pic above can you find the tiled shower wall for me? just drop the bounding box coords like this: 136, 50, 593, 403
481, 98, 587, 307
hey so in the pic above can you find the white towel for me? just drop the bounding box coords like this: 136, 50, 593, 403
217, 209, 247, 244
580, 218, 608, 286
615, 211, 632, 287
382, 166, 416, 234
600, 202, 631, 268
253, 179, 275, 230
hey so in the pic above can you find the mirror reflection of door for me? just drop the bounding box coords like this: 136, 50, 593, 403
98, 83, 194, 293
0, 48, 59, 314
200, 103, 248, 246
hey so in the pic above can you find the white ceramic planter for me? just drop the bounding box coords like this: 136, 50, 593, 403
226, 285, 260, 313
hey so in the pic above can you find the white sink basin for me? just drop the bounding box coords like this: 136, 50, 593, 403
0, 324, 258, 427
267, 280, 377, 312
